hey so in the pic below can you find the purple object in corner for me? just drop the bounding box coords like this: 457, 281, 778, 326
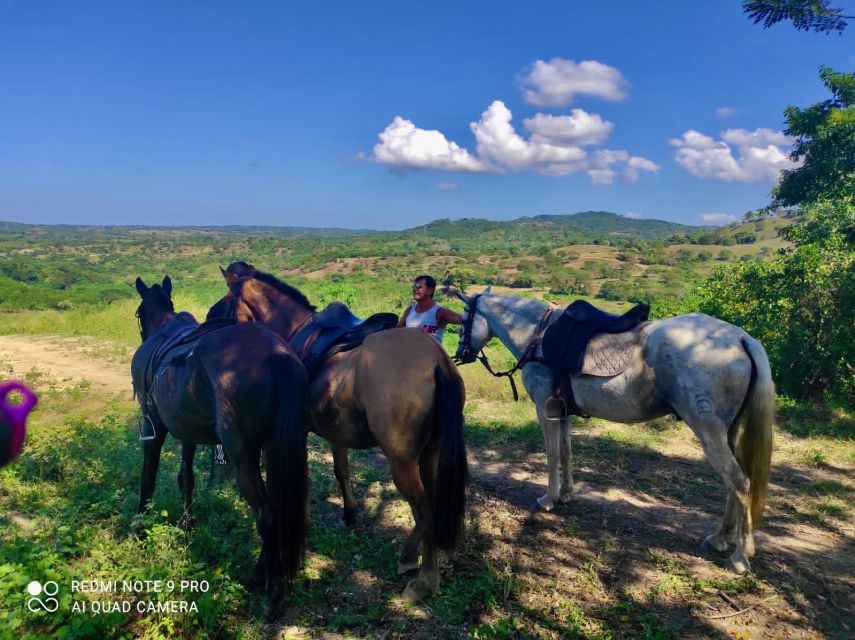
0, 381, 38, 467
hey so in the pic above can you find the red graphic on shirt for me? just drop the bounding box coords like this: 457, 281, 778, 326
420, 324, 438, 334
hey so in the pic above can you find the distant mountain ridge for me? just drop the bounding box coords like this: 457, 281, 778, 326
1, 210, 704, 241
409, 210, 704, 241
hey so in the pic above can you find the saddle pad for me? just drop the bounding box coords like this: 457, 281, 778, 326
579, 322, 647, 377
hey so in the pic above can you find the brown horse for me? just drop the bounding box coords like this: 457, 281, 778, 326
209, 265, 467, 602
131, 276, 310, 617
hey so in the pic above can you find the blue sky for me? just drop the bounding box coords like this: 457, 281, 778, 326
0, 1, 852, 230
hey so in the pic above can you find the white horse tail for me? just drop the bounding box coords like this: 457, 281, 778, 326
736, 336, 775, 525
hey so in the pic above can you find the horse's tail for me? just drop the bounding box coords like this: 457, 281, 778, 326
432, 364, 468, 551
735, 336, 775, 525
267, 353, 310, 583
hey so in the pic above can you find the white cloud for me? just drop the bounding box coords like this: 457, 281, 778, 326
716, 107, 736, 118
519, 58, 627, 106
720, 127, 790, 147
624, 211, 643, 219
523, 109, 613, 146
372, 101, 658, 184
670, 128, 798, 182
628, 156, 659, 172
471, 101, 587, 176
436, 182, 460, 191
701, 212, 738, 223
372, 116, 492, 173
583, 149, 659, 185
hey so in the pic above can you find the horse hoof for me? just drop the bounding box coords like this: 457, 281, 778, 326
402, 577, 438, 603
343, 508, 357, 527
558, 492, 572, 504
530, 498, 553, 513
701, 535, 728, 553
726, 554, 751, 575
397, 560, 420, 576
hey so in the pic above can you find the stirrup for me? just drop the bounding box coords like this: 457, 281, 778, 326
544, 396, 567, 421
138, 414, 157, 441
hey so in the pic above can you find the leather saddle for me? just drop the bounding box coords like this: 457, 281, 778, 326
541, 300, 650, 418
136, 314, 237, 439
289, 302, 398, 377
151, 316, 237, 371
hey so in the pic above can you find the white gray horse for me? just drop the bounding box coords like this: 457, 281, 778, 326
453, 288, 774, 573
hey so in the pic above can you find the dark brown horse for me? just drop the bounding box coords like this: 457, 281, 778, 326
131, 276, 310, 617
210, 265, 467, 602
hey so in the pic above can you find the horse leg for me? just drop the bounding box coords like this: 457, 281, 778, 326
702, 493, 739, 552
230, 453, 283, 618
689, 419, 754, 573
533, 405, 562, 512
398, 440, 439, 576
332, 445, 357, 526
558, 418, 573, 503
136, 425, 168, 516
397, 526, 422, 576
177, 443, 196, 529
389, 459, 438, 603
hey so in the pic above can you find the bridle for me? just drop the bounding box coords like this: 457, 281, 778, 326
455, 293, 552, 401
453, 294, 483, 366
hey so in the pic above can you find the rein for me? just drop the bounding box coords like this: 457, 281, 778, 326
458, 295, 552, 402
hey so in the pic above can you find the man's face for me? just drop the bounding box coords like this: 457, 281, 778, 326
412, 279, 433, 302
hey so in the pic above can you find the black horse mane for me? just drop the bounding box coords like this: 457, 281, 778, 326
250, 271, 317, 312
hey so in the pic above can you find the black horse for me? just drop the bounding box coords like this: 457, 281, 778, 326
131, 276, 310, 617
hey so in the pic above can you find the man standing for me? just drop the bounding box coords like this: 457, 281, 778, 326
398, 275, 463, 346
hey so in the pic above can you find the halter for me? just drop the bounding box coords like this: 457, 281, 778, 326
455, 294, 553, 401
453, 294, 482, 366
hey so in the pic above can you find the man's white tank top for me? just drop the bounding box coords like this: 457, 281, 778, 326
406, 302, 445, 344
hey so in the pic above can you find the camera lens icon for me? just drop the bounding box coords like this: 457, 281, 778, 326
26, 580, 60, 612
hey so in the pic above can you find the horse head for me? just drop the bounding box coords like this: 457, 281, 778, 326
215, 263, 316, 340
134, 276, 175, 341
453, 286, 492, 364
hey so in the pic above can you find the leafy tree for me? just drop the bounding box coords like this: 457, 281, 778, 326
743, 0, 850, 34
698, 198, 855, 401
694, 66, 854, 401
442, 266, 476, 292
773, 68, 855, 207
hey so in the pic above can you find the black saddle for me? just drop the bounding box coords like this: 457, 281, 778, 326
135, 314, 237, 439
290, 302, 398, 377
151, 316, 237, 369
541, 300, 649, 417
561, 299, 649, 330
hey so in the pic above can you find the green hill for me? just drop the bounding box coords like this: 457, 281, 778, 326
0, 211, 788, 313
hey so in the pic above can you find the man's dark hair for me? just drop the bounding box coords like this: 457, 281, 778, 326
415, 274, 436, 291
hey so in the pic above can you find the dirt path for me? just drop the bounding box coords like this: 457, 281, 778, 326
0, 334, 130, 394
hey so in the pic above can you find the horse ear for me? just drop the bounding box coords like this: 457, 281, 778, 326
450, 289, 469, 303
135, 277, 149, 298
162, 275, 172, 297
221, 266, 241, 289
483, 285, 492, 295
